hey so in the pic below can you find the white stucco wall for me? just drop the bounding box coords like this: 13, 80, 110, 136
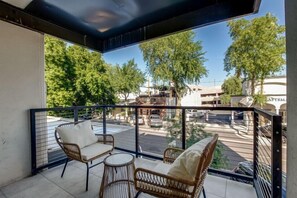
181, 91, 202, 106
0, 21, 45, 186
285, 0, 297, 197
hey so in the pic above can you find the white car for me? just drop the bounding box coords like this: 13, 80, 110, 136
186, 109, 205, 119
148, 115, 163, 127
129, 115, 145, 125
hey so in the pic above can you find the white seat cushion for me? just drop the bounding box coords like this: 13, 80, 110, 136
57, 120, 98, 148
167, 137, 213, 181
81, 143, 113, 160
153, 162, 171, 175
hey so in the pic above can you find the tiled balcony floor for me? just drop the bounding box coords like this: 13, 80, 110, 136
0, 154, 257, 198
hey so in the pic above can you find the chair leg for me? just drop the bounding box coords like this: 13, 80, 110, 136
202, 186, 206, 198
61, 158, 68, 178
86, 163, 89, 191
135, 191, 142, 198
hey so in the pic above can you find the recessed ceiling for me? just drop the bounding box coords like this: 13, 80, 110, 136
0, 0, 261, 53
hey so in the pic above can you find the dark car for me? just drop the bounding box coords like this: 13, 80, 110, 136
234, 111, 244, 120
259, 124, 287, 142
233, 161, 286, 198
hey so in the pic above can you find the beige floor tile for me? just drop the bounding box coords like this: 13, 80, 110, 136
1, 174, 73, 198
0, 190, 6, 198
203, 175, 227, 198
199, 192, 224, 198
225, 179, 257, 198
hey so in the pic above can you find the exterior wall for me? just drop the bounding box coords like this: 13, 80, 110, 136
241, 76, 286, 114
285, 0, 297, 197
0, 21, 45, 186
181, 91, 202, 106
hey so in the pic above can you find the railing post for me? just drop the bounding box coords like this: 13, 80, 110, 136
103, 107, 106, 135
182, 108, 186, 149
271, 115, 282, 198
30, 109, 37, 175
73, 106, 78, 122
135, 107, 139, 157
253, 111, 259, 185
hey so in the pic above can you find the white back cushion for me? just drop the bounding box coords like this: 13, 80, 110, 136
167, 137, 213, 181
57, 120, 98, 148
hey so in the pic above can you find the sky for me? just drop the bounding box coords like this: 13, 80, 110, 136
103, 0, 285, 87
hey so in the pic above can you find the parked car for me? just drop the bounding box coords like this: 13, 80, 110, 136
148, 114, 163, 127
259, 124, 287, 142
186, 109, 205, 119
129, 115, 145, 125
232, 161, 286, 198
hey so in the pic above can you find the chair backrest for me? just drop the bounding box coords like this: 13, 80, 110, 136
54, 120, 94, 144
193, 134, 219, 196
55, 121, 80, 144
55, 121, 95, 161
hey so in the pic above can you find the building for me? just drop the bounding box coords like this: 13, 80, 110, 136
187, 85, 223, 106
231, 76, 287, 122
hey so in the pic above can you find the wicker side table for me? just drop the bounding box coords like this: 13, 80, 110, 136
99, 153, 136, 198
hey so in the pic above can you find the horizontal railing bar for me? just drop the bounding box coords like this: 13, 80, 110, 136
254, 108, 280, 120
35, 158, 67, 174
30, 105, 255, 112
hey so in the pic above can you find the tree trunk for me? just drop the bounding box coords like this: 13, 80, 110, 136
124, 94, 129, 121
260, 78, 264, 95
251, 78, 255, 95
174, 95, 182, 120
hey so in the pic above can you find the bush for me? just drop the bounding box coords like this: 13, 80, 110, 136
167, 122, 228, 169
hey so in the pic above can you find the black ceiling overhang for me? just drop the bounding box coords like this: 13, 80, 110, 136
0, 0, 261, 53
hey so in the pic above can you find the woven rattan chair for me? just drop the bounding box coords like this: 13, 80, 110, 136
134, 134, 218, 198
55, 121, 114, 191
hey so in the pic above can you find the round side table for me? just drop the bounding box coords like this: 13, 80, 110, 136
99, 153, 136, 198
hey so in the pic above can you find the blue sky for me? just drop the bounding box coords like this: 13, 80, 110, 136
103, 0, 285, 86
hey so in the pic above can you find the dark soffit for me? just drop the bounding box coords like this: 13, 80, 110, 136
0, 0, 261, 53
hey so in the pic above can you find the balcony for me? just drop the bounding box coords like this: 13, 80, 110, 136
24, 105, 286, 198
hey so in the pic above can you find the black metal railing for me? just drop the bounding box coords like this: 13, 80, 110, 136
30, 105, 284, 198
254, 108, 284, 198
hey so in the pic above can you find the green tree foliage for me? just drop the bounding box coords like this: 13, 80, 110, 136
167, 122, 228, 169
111, 59, 145, 103
45, 36, 75, 107
220, 94, 231, 105
220, 76, 242, 105
45, 35, 116, 107
67, 46, 116, 105
221, 76, 242, 95
224, 13, 285, 96
139, 31, 208, 106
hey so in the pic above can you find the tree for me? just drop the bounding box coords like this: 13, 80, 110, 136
220, 76, 242, 105
111, 59, 145, 104
139, 31, 208, 108
67, 45, 117, 105
45, 36, 75, 108
224, 13, 285, 97
45, 36, 117, 108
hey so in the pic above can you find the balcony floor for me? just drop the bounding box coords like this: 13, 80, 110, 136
0, 154, 257, 198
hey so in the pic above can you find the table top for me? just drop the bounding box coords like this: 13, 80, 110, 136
104, 153, 134, 167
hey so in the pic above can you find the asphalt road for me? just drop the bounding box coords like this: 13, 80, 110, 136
112, 118, 287, 171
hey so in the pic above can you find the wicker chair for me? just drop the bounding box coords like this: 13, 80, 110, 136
134, 134, 219, 198
55, 121, 114, 191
